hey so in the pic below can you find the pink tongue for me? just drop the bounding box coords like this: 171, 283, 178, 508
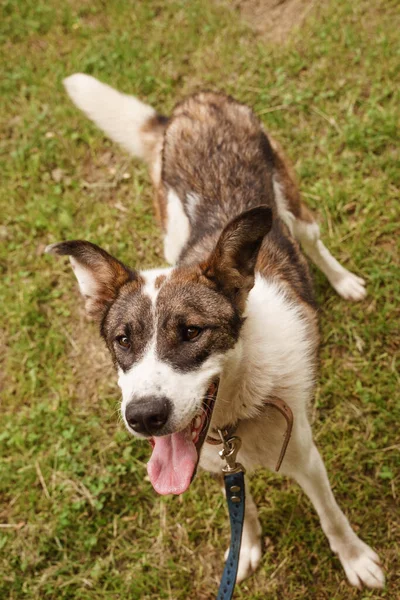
147, 425, 198, 495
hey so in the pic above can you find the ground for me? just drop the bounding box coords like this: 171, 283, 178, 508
0, 0, 399, 598
223, 0, 320, 42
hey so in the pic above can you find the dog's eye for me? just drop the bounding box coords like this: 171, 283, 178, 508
116, 335, 131, 349
182, 326, 202, 341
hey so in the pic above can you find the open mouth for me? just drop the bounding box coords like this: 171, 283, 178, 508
146, 380, 219, 495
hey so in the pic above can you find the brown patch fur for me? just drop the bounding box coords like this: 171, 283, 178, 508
155, 268, 243, 371
102, 278, 153, 371
153, 185, 167, 229
154, 274, 167, 289
141, 114, 169, 228
140, 114, 168, 165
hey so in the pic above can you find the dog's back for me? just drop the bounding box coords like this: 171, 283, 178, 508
160, 92, 316, 308
163, 92, 275, 219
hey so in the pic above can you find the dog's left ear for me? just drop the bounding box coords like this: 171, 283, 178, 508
201, 206, 273, 310
46, 240, 134, 320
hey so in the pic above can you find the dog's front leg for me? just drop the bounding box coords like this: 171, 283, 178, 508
222, 477, 262, 583
282, 435, 385, 589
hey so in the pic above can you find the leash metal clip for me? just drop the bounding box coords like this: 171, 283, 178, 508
217, 429, 246, 600
218, 430, 246, 475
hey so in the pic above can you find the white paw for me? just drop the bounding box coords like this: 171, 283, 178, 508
338, 541, 385, 589
331, 270, 366, 301
224, 540, 262, 584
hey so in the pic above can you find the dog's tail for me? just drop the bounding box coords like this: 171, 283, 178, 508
63, 74, 166, 165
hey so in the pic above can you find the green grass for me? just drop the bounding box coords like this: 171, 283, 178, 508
1, 0, 399, 598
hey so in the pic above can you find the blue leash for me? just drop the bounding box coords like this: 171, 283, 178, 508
216, 433, 246, 600
214, 400, 293, 599
218, 470, 246, 600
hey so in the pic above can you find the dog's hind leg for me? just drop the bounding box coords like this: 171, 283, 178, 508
222, 477, 262, 583
281, 423, 384, 589
270, 136, 366, 301
291, 207, 366, 301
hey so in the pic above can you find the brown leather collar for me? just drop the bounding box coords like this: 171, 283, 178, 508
206, 397, 293, 472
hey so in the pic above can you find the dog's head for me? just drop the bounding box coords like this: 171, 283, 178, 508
47, 206, 272, 494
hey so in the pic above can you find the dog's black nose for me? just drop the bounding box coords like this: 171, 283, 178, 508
125, 397, 171, 435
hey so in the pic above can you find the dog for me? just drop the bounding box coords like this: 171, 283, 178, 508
46, 74, 384, 590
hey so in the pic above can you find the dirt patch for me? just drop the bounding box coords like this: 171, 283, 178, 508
232, 0, 318, 42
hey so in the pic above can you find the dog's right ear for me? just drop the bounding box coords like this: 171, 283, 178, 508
45, 240, 135, 320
